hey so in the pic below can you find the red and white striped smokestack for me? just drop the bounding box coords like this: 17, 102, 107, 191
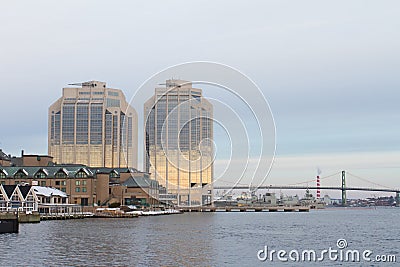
317, 168, 321, 199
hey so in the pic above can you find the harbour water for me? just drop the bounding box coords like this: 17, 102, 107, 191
0, 208, 399, 266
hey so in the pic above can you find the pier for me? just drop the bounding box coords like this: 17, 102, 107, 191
38, 204, 92, 220
40, 213, 93, 220
0, 212, 19, 233
178, 206, 310, 212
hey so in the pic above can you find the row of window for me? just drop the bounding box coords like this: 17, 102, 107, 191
51, 103, 136, 146
0, 180, 87, 187
75, 187, 87, 192
75, 180, 87, 186
79, 91, 104, 95
0, 171, 88, 179
55, 181, 67, 186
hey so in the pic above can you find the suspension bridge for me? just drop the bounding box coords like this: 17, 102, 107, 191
214, 171, 400, 206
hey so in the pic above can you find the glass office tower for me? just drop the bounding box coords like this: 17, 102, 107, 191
49, 81, 137, 168
144, 80, 213, 206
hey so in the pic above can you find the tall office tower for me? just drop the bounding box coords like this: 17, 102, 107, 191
144, 80, 213, 206
49, 81, 137, 168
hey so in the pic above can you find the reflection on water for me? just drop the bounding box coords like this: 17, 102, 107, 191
0, 209, 399, 266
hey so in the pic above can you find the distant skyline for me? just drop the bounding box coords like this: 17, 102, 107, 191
1, 1, 399, 197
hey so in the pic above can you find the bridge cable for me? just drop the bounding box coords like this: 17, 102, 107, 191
286, 172, 341, 186
346, 172, 392, 189
216, 172, 342, 187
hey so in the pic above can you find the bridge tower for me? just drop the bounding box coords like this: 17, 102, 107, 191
396, 192, 400, 207
341, 171, 346, 206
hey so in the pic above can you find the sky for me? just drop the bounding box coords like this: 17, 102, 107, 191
0, 1, 399, 197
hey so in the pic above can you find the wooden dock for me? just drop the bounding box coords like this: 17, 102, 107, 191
178, 206, 310, 213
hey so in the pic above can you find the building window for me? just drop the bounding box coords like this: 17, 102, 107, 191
61, 187, 66, 192
35, 171, 47, 178
108, 91, 119, 97
109, 172, 119, 178
75, 187, 80, 192
120, 112, 126, 149
15, 181, 19, 185
55, 171, 67, 179
0, 181, 5, 185
0, 172, 6, 179
75, 171, 88, 178
14, 170, 27, 179
107, 98, 120, 107
61, 181, 67, 186
62, 103, 75, 144
128, 116, 133, 148
50, 111, 61, 145
55, 181, 60, 186
113, 115, 118, 148
75, 180, 81, 186
90, 103, 103, 145
82, 180, 87, 186
82, 187, 87, 192
76, 103, 89, 144
105, 111, 112, 145
40, 181, 46, 187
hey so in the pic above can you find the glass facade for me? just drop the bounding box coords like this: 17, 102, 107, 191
144, 80, 213, 206
76, 104, 89, 144
49, 81, 137, 168
62, 104, 75, 144
50, 111, 61, 145
90, 103, 103, 145
105, 111, 112, 145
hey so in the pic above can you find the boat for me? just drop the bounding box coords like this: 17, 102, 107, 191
300, 189, 326, 209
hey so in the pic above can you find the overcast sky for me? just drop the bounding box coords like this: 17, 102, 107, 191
1, 1, 399, 195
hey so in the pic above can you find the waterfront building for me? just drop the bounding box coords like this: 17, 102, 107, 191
33, 186, 68, 205
0, 184, 39, 212
48, 81, 137, 168
32, 186, 84, 216
144, 79, 213, 206
0, 165, 158, 207
108, 175, 160, 208
0, 166, 96, 206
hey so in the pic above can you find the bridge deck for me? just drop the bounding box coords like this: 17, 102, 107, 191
214, 185, 399, 193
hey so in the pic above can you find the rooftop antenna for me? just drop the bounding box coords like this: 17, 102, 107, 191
68, 82, 83, 86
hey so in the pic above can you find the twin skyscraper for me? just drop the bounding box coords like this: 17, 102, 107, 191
49, 80, 213, 206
